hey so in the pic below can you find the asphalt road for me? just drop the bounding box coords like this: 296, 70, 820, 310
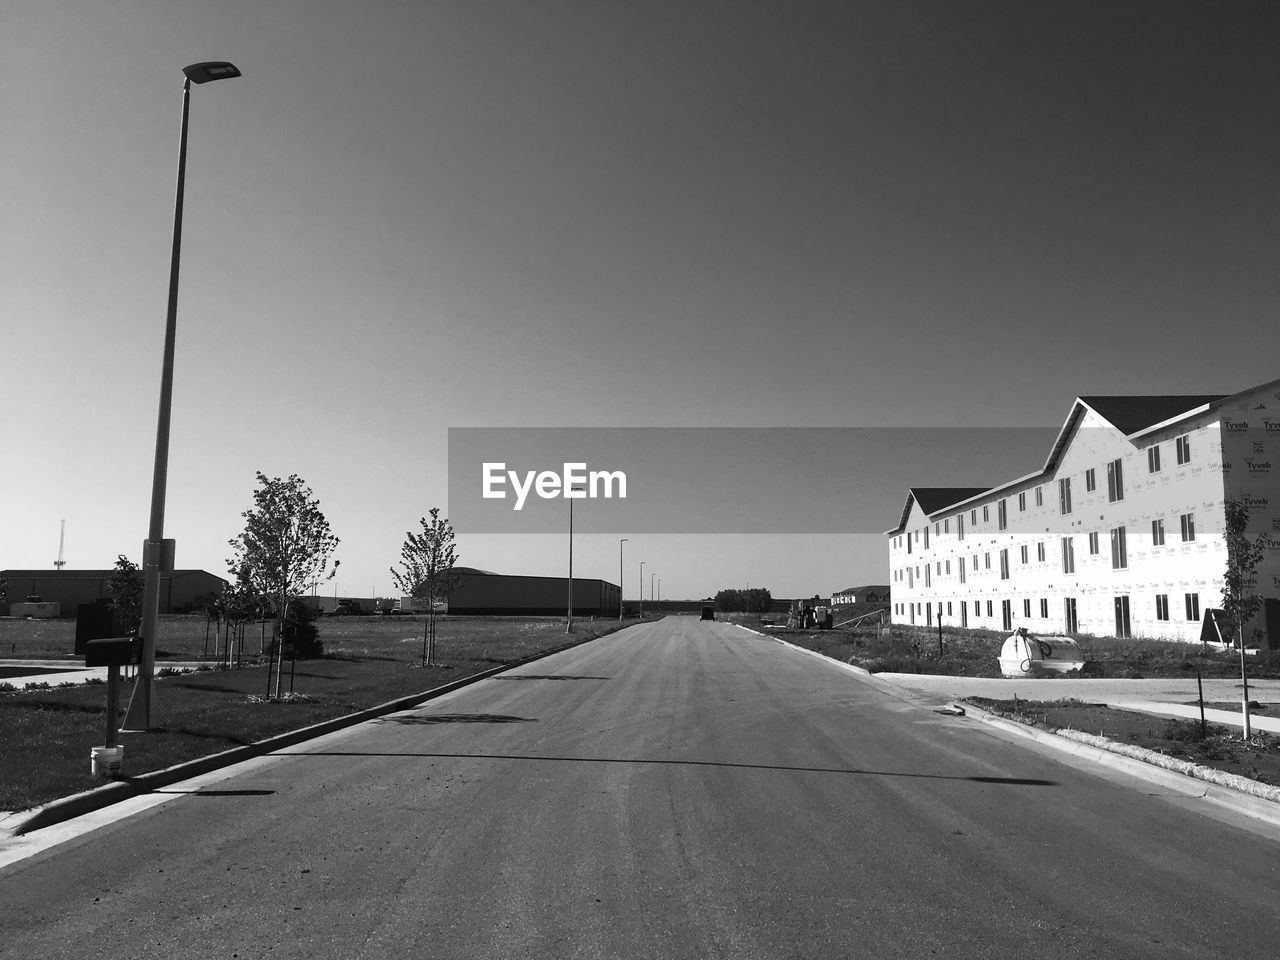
3, 618, 1279, 959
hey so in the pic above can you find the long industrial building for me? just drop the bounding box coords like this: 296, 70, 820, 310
885, 378, 1280, 644
1, 568, 227, 617
447, 568, 621, 617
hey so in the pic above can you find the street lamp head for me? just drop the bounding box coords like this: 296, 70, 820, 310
183, 61, 242, 84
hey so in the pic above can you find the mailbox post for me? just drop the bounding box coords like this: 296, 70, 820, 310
86, 637, 141, 776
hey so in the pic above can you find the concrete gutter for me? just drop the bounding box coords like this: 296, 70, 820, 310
5, 629, 611, 837
739, 625, 1280, 828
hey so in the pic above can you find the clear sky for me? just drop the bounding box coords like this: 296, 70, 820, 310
3, 1, 1278, 601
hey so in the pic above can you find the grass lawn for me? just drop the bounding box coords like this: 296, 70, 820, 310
720, 613, 1280, 680
966, 697, 1280, 787
0, 614, 626, 814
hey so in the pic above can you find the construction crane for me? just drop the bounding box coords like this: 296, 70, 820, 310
54, 519, 66, 570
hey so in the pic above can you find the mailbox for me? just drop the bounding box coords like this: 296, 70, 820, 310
85, 637, 142, 668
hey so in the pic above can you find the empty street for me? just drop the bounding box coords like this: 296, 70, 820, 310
3, 619, 1279, 959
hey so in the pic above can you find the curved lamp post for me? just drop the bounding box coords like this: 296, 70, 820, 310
125, 61, 241, 731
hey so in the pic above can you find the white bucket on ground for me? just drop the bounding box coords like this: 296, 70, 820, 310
90, 745, 124, 779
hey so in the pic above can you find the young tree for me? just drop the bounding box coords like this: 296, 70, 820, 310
390, 508, 460, 666
1223, 497, 1265, 737
107, 555, 144, 636
1222, 498, 1265, 645
228, 473, 339, 699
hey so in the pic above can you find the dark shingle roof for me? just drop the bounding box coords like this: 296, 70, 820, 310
1078, 395, 1225, 436
910, 487, 992, 514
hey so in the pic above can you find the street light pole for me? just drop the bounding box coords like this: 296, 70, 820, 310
618, 538, 628, 621
566, 487, 584, 633
125, 61, 240, 731
639, 561, 645, 619
567, 495, 575, 634
651, 572, 656, 616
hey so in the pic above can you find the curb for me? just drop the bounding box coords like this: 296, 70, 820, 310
7, 628, 614, 837
959, 702, 1280, 826
740, 625, 1280, 827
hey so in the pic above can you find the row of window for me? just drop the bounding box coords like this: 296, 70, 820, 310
895, 513, 1198, 585
894, 434, 1197, 549
894, 591, 1201, 623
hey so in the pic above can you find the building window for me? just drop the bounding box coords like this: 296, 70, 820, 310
925, 565, 931, 587
1107, 458, 1124, 502
1185, 592, 1200, 621
1061, 537, 1075, 574
1156, 594, 1169, 621
1035, 486, 1043, 507
1089, 531, 1099, 555
971, 509, 977, 525
983, 505, 990, 522
957, 514, 965, 540
923, 526, 929, 549
1059, 477, 1073, 515
999, 549, 1009, 580
1111, 526, 1128, 569
1176, 434, 1191, 464
907, 532, 912, 554
1181, 513, 1196, 542
959, 563, 966, 584
972, 554, 978, 570
936, 561, 941, 575
944, 518, 950, 534
1040, 598, 1049, 618
998, 499, 1007, 531
985, 552, 991, 570
1152, 518, 1165, 547
1037, 541, 1046, 562
907, 568, 913, 587
986, 600, 993, 617
1023, 598, 1032, 618
1018, 491, 1026, 512
1020, 544, 1029, 564
1085, 468, 1096, 493
1148, 445, 1161, 473
945, 560, 951, 574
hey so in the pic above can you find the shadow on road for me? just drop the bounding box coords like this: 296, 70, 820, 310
146, 788, 277, 797
374, 714, 537, 725
272, 749, 1054, 785
494, 675, 610, 681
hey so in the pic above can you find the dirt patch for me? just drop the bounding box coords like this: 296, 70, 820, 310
967, 697, 1280, 787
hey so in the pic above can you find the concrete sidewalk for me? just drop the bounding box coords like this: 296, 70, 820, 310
872, 672, 1280, 733
874, 672, 1280, 705
0, 660, 208, 689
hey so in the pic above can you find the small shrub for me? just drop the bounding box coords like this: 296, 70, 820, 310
0, 681, 16, 693
283, 601, 323, 659
1161, 718, 1206, 743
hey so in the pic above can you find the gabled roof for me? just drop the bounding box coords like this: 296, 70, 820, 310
888, 377, 1280, 536
1079, 395, 1225, 436
885, 487, 990, 535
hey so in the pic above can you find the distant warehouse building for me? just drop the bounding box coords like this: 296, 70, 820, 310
885, 378, 1280, 645
1, 568, 227, 618
447, 568, 621, 617
831, 585, 891, 605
